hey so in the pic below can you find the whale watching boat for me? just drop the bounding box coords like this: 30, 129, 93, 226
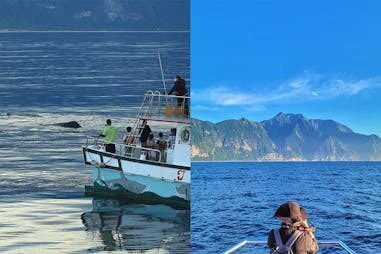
82, 90, 190, 208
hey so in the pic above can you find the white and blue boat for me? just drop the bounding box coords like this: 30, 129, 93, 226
82, 90, 190, 208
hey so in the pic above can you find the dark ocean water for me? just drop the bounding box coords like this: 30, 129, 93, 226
0, 32, 189, 253
191, 162, 381, 254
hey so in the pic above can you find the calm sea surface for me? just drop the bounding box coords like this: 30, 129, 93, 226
0, 32, 189, 253
191, 162, 381, 254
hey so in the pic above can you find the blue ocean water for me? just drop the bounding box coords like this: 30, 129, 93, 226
0, 32, 189, 253
0, 32, 189, 112
191, 162, 381, 254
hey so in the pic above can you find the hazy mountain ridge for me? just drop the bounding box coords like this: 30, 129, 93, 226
191, 113, 381, 161
0, 0, 189, 31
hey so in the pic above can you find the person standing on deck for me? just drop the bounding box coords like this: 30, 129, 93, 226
140, 124, 151, 147
146, 133, 156, 160
167, 75, 189, 117
123, 126, 134, 145
268, 202, 318, 254
122, 126, 134, 155
168, 75, 187, 105
167, 128, 176, 148
98, 119, 118, 153
168, 75, 187, 97
157, 132, 168, 161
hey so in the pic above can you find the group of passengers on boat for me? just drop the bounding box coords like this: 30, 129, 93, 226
136, 122, 177, 162
97, 118, 177, 163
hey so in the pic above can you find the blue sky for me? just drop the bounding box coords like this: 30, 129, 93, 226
191, 0, 381, 136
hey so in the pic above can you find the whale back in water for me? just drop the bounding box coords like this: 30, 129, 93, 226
53, 121, 81, 129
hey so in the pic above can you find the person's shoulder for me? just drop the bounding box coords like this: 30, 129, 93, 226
295, 232, 313, 244
106, 125, 117, 131
294, 232, 318, 253
268, 228, 276, 238
268, 229, 276, 246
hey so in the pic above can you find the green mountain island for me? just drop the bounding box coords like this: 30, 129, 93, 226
191, 112, 381, 161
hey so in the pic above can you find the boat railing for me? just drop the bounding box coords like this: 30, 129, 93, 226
85, 136, 164, 163
223, 240, 357, 254
138, 90, 190, 122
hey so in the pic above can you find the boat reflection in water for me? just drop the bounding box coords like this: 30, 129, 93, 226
81, 198, 190, 253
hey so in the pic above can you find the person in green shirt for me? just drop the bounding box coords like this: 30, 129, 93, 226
99, 119, 118, 153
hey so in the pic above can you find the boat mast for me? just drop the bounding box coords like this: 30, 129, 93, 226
157, 51, 167, 96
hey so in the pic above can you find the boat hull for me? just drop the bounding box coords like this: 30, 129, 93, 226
83, 147, 190, 208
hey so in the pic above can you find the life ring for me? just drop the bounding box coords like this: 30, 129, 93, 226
180, 127, 190, 143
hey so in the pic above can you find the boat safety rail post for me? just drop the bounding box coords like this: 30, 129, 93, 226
223, 240, 253, 254
154, 90, 163, 117
222, 240, 357, 254
85, 136, 101, 148
85, 136, 118, 153
319, 240, 357, 254
85, 136, 94, 147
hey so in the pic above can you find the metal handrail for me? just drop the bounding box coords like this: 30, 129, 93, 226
138, 91, 190, 120
120, 143, 163, 162
85, 136, 163, 162
223, 240, 357, 254
128, 91, 190, 149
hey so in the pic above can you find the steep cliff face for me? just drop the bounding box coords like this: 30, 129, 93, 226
191, 119, 219, 159
215, 118, 276, 160
191, 113, 381, 161
192, 118, 276, 161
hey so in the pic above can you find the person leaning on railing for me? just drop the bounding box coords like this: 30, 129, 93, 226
98, 119, 118, 153
167, 75, 190, 117
268, 202, 318, 254
168, 75, 187, 105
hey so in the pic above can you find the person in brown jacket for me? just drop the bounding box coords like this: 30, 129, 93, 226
268, 202, 318, 254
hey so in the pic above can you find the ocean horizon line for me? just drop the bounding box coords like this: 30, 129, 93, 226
0, 30, 190, 33
191, 160, 381, 163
